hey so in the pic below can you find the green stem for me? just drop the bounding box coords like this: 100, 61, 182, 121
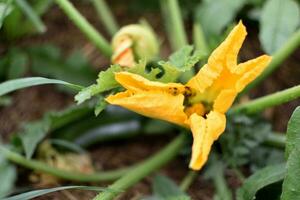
264, 133, 286, 149
161, 0, 188, 50
193, 23, 209, 55
231, 85, 300, 114
93, 133, 188, 200
179, 170, 198, 191
91, 0, 118, 36
243, 29, 300, 94
54, 0, 112, 57
15, 0, 46, 33
0, 146, 130, 182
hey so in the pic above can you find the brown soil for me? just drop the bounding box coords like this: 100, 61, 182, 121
0, 0, 299, 199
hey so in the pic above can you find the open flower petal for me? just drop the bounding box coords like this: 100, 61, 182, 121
187, 21, 247, 93
213, 89, 237, 113
106, 90, 188, 127
188, 111, 226, 170
115, 72, 185, 93
235, 55, 272, 92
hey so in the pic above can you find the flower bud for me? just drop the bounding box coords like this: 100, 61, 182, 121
111, 24, 159, 67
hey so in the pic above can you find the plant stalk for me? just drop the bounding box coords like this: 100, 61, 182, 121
54, 0, 112, 57
0, 146, 130, 182
231, 85, 300, 114
93, 133, 188, 200
243, 29, 300, 94
264, 133, 286, 149
15, 0, 46, 33
91, 0, 118, 36
179, 170, 198, 191
161, 0, 188, 50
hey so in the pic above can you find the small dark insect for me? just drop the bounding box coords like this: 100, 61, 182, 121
168, 87, 179, 95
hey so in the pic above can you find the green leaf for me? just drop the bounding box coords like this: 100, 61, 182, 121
128, 59, 161, 81
19, 104, 92, 159
236, 163, 285, 200
20, 118, 51, 159
94, 96, 107, 116
152, 175, 190, 199
157, 46, 205, 83
75, 65, 122, 104
281, 147, 300, 200
259, 0, 300, 54
169, 45, 193, 68
285, 106, 300, 159
221, 114, 272, 167
7, 50, 28, 79
0, 154, 16, 199
29, 45, 97, 88
0, 0, 13, 29
0, 77, 83, 97
195, 0, 246, 36
2, 185, 107, 200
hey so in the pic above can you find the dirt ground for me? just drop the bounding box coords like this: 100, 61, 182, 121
0, 1, 299, 199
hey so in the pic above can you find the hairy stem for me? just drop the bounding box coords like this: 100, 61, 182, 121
179, 170, 198, 191
161, 0, 188, 50
243, 29, 300, 94
91, 0, 118, 36
231, 85, 300, 114
0, 146, 130, 182
93, 133, 188, 200
54, 0, 112, 57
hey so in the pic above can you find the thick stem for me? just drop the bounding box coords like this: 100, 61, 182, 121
231, 85, 300, 114
243, 29, 300, 94
91, 0, 119, 37
161, 0, 188, 50
0, 146, 130, 182
93, 133, 188, 200
179, 170, 198, 191
54, 0, 112, 57
264, 133, 286, 149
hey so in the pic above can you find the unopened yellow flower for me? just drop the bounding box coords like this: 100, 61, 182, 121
106, 22, 271, 170
112, 24, 159, 67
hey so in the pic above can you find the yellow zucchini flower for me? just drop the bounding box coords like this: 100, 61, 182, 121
106, 22, 271, 170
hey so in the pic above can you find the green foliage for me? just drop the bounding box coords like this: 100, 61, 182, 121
0, 48, 28, 81
281, 106, 300, 200
220, 114, 272, 167
281, 147, 300, 200
0, 45, 98, 95
28, 45, 97, 88
94, 96, 108, 116
75, 65, 122, 104
1, 0, 51, 39
18, 104, 92, 158
0, 96, 12, 107
144, 175, 190, 200
195, 0, 246, 37
259, 0, 300, 54
205, 159, 232, 200
0, 153, 16, 199
236, 163, 285, 200
0, 0, 13, 29
14, 0, 46, 33
285, 106, 300, 159
0, 77, 82, 97
2, 185, 106, 200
